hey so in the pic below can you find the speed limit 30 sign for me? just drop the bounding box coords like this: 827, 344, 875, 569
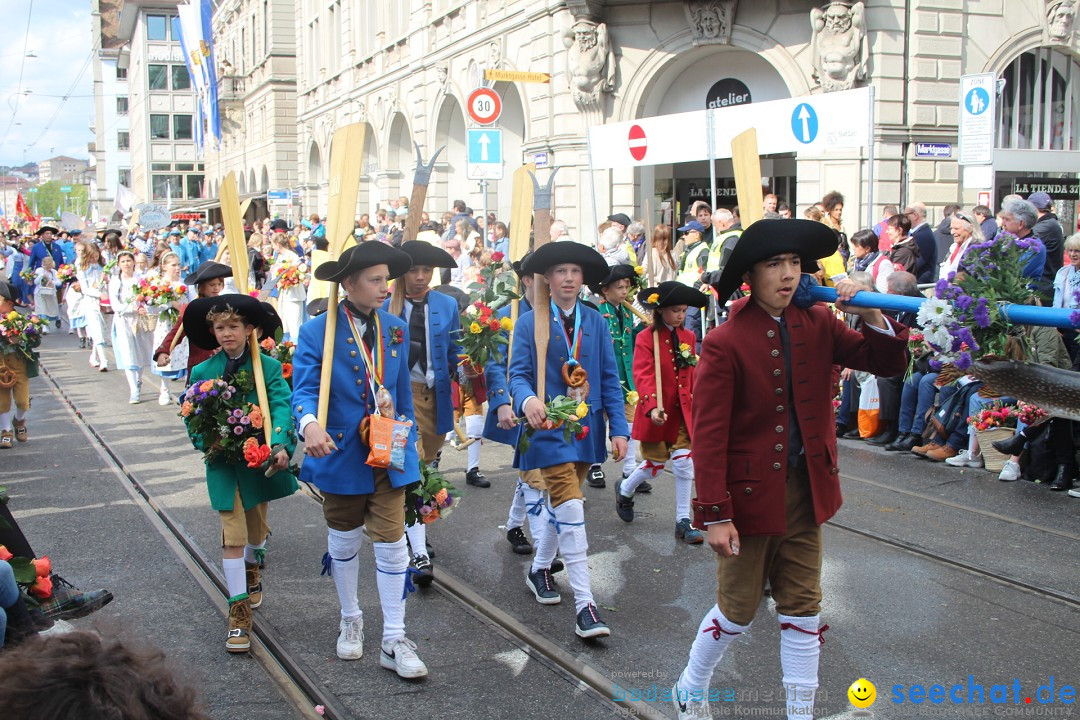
467, 87, 502, 125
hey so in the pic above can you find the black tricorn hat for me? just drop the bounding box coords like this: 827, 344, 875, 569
35, 226, 59, 236
589, 263, 639, 295
399, 240, 456, 269
184, 261, 234, 286
511, 251, 533, 278
638, 281, 709, 309
521, 242, 609, 285
313, 241, 412, 283
269, 219, 289, 232
711, 219, 837, 301
182, 294, 279, 350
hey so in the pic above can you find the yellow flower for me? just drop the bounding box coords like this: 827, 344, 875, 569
626, 391, 639, 406
647, 293, 659, 304
6, 311, 17, 320
634, 266, 644, 275
469, 322, 482, 334
679, 343, 691, 353
575, 402, 589, 418
500, 316, 514, 331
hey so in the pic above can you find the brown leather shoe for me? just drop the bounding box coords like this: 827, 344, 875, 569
911, 441, 940, 457
246, 563, 262, 609
226, 595, 252, 653
924, 445, 959, 462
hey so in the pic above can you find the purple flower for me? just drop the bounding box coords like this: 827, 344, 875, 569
210, 390, 218, 396
973, 299, 992, 328
233, 425, 245, 435
227, 416, 237, 425
1072, 310, 1080, 328
955, 294, 974, 312
222, 391, 232, 399
929, 359, 943, 371
232, 408, 244, 418
443, 495, 454, 508
955, 352, 972, 371
240, 416, 250, 425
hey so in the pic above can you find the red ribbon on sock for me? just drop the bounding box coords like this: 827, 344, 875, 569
780, 622, 830, 645
702, 618, 742, 640
644, 460, 665, 477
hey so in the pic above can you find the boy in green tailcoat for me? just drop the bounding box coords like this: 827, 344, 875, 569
182, 294, 298, 653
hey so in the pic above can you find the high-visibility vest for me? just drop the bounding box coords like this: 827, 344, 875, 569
705, 229, 742, 274
677, 240, 710, 286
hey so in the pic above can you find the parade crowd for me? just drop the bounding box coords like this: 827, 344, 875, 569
0, 186, 1075, 720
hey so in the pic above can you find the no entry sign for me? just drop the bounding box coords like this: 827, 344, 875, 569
467, 87, 502, 125
628, 125, 647, 161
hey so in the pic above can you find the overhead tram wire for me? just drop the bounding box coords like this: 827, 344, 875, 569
27, 42, 96, 152
0, 0, 36, 150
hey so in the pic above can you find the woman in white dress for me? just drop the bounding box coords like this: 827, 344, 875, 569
67, 243, 88, 348
109, 251, 154, 403
148, 251, 189, 405
32, 257, 61, 331
268, 234, 306, 341
75, 241, 109, 372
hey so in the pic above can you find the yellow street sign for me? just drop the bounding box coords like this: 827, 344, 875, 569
484, 69, 551, 84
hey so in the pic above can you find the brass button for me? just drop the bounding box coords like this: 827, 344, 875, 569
773, 369, 781, 377
773, 462, 782, 470
353, 365, 360, 371
767, 330, 776, 338
350, 350, 357, 357
744, 487, 753, 495
775, 444, 783, 452
711, 505, 720, 512
347, 337, 354, 344
771, 349, 780, 357
498, 389, 504, 394
830, 468, 839, 475
775, 425, 784, 433
776, 405, 784, 413
274, 426, 281, 433
775, 388, 783, 395
356, 379, 363, 385
296, 405, 303, 412
336, 432, 343, 440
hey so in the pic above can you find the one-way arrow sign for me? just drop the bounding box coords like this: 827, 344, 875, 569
467, 128, 503, 179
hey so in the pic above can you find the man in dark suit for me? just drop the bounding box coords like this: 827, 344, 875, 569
904, 202, 938, 283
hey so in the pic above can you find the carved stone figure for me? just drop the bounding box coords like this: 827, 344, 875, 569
1047, 0, 1077, 43
435, 65, 448, 94
685, 0, 737, 45
562, 19, 615, 111
810, 2, 869, 92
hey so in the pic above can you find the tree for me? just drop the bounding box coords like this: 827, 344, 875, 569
32, 181, 90, 220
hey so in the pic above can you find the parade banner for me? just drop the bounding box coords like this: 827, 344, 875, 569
135, 203, 171, 231
588, 87, 872, 169
176, 1, 209, 153
200, 0, 223, 145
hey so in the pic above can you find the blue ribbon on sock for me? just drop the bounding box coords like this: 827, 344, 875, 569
320, 551, 358, 577
377, 566, 424, 600
545, 505, 585, 535
525, 497, 545, 516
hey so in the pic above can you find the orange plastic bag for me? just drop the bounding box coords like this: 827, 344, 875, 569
366, 414, 412, 471
857, 378, 882, 438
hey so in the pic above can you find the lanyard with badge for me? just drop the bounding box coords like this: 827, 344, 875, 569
551, 299, 589, 404
345, 308, 412, 470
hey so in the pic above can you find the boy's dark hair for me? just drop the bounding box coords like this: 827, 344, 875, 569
0, 631, 210, 720
453, 200, 467, 212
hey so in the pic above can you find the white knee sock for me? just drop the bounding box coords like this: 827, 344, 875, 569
681, 604, 752, 694
0, 410, 13, 432
404, 522, 427, 559
622, 427, 640, 477
244, 538, 266, 565
124, 369, 140, 394
373, 536, 409, 644
522, 486, 546, 549
222, 557, 247, 599
552, 499, 593, 612
620, 459, 665, 496
672, 450, 694, 522
324, 527, 364, 619
465, 415, 483, 470
506, 479, 527, 530
529, 495, 559, 573
160, 379, 169, 394
778, 614, 826, 720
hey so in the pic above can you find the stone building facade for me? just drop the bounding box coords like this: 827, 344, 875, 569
287, 1, 1080, 235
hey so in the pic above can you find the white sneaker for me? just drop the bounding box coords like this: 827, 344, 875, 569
336, 616, 364, 660
945, 450, 983, 468
1067, 486, 1080, 498
89, 356, 98, 368
672, 671, 712, 719
998, 459, 1022, 482
39, 618, 75, 637
129, 393, 140, 405
158, 388, 172, 406
380, 636, 428, 678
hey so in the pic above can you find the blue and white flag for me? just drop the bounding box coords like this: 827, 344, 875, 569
200, 0, 222, 146
176, 1, 209, 153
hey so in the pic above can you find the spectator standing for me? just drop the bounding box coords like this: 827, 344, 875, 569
903, 203, 939, 283
1030, 192, 1065, 299
974, 205, 998, 243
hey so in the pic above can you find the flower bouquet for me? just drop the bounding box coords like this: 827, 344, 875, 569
0, 310, 47, 361
674, 341, 698, 368
404, 461, 460, 527
102, 258, 118, 275
904, 330, 927, 381
135, 277, 187, 325
0, 545, 54, 603
56, 264, 76, 284
274, 263, 308, 290
179, 371, 274, 467
516, 395, 590, 454
260, 336, 295, 385
18, 268, 34, 285
918, 233, 1041, 372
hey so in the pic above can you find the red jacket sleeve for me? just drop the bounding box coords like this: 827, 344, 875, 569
632, 328, 658, 418
690, 332, 735, 524
830, 313, 909, 378
155, 305, 186, 358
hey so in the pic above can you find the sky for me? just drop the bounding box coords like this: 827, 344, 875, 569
0, 0, 94, 168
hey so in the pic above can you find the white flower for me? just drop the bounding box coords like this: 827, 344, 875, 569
925, 326, 953, 351
916, 298, 953, 328
465, 306, 480, 318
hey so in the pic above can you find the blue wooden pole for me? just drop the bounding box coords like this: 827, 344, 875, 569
808, 285, 1079, 330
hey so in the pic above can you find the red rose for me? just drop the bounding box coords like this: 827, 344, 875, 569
575, 426, 590, 440
33, 555, 51, 578
488, 318, 500, 331
0, 545, 12, 561
30, 574, 53, 599
492, 251, 505, 262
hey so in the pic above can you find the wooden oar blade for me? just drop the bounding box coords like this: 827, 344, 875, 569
220, 172, 250, 293
731, 128, 765, 227
326, 123, 368, 256
509, 163, 535, 262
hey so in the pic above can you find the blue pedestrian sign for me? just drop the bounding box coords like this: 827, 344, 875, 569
965, 87, 990, 116
467, 128, 503, 179
791, 103, 818, 144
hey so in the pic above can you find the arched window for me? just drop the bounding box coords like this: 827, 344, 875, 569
997, 47, 1080, 151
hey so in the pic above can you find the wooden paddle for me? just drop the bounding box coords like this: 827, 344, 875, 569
507, 162, 535, 365
221, 171, 273, 446
317, 123, 368, 427
731, 128, 765, 227
652, 329, 664, 417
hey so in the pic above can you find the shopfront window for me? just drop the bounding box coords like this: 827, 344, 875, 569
997, 47, 1080, 151
152, 174, 184, 201
148, 64, 168, 91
